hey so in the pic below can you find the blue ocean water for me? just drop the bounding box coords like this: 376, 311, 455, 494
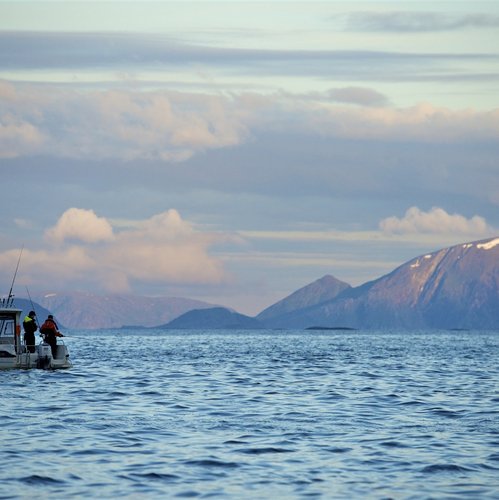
1, 329, 498, 499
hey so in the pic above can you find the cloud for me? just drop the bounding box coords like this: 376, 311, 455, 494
0, 32, 187, 70
2, 82, 499, 162
0, 81, 46, 156
45, 208, 114, 244
0, 81, 250, 161
14, 218, 33, 229
328, 87, 389, 107
5, 209, 232, 294
2, 31, 498, 84
304, 102, 499, 143
105, 212, 227, 289
336, 11, 499, 32
379, 206, 492, 236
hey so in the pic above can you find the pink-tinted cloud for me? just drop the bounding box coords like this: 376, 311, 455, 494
2, 82, 498, 162
3, 209, 232, 294
380, 206, 492, 236
45, 208, 115, 244
0, 82, 250, 161
306, 102, 499, 143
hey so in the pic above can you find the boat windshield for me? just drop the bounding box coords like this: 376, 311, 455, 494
0, 315, 16, 341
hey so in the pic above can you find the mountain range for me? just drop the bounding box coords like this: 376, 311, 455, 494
29, 292, 218, 329
12, 236, 499, 330
255, 236, 499, 330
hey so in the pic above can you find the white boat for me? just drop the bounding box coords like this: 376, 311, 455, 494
0, 300, 72, 370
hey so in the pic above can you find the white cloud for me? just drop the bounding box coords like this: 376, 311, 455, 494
9, 208, 231, 294
379, 206, 491, 236
45, 208, 115, 244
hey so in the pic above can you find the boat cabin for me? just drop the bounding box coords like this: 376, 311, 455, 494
0, 306, 22, 357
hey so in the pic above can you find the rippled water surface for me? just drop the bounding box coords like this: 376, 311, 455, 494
1, 329, 499, 499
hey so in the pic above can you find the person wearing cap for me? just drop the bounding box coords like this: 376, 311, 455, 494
23, 310, 38, 353
40, 314, 64, 358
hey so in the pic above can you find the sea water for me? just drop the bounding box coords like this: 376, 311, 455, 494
1, 329, 498, 499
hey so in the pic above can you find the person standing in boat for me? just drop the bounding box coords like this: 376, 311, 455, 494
22, 310, 38, 353
40, 315, 64, 358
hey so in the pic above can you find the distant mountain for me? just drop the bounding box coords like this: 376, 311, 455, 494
267, 237, 499, 329
11, 236, 498, 330
28, 292, 218, 329
163, 307, 263, 329
257, 274, 351, 327
11, 298, 59, 327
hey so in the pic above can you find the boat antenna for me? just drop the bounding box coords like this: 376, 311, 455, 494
25, 286, 41, 328
6, 245, 24, 307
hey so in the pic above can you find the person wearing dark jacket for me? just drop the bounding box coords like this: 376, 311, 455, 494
23, 311, 38, 353
39, 315, 64, 358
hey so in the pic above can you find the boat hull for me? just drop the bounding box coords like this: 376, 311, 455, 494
0, 341, 72, 370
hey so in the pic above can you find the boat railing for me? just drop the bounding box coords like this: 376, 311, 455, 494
14, 343, 32, 368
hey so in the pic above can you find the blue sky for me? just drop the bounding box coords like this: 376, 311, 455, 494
1, 1, 498, 314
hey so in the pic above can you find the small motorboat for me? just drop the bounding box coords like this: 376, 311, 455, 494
0, 300, 71, 370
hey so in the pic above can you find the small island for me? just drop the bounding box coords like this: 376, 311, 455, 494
305, 326, 357, 331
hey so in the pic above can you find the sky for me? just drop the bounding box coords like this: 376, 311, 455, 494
1, 1, 498, 315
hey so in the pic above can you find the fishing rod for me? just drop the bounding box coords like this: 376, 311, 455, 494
25, 286, 41, 329
6, 245, 24, 307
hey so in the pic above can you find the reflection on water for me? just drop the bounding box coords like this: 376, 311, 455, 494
1, 330, 498, 498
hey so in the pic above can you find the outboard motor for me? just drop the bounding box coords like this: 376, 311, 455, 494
36, 342, 53, 369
